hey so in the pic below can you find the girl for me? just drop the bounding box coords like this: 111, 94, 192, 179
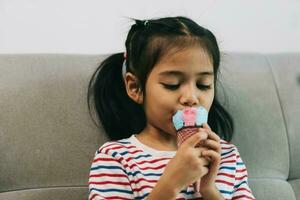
87, 16, 255, 200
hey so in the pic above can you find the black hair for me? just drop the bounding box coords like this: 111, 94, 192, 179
87, 16, 234, 142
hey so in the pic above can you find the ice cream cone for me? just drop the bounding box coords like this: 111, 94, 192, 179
172, 106, 209, 194
176, 126, 199, 147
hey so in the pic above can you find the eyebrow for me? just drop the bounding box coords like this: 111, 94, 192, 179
158, 70, 214, 77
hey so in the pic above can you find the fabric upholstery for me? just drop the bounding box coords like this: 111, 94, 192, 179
0, 53, 299, 200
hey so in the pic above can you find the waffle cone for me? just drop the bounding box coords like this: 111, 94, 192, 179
177, 127, 202, 195
176, 127, 199, 147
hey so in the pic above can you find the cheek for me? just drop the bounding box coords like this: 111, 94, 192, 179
201, 90, 214, 112
147, 90, 178, 127
144, 85, 174, 116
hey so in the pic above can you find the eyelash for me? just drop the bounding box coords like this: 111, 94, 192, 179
161, 83, 211, 91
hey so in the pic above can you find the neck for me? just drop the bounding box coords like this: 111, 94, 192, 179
136, 124, 178, 151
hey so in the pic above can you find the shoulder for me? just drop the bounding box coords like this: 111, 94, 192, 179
220, 139, 238, 153
219, 139, 242, 163
95, 137, 136, 157
219, 139, 247, 168
90, 138, 137, 168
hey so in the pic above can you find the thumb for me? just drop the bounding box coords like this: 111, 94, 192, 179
181, 129, 208, 148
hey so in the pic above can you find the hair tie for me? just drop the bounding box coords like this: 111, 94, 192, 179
122, 58, 127, 80
144, 20, 149, 26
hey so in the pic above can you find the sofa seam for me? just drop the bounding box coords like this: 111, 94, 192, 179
0, 185, 87, 194
265, 55, 292, 180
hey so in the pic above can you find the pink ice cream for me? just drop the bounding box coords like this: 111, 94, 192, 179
182, 108, 197, 126
172, 106, 209, 195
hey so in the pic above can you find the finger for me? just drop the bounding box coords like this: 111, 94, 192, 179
199, 156, 210, 166
201, 166, 209, 177
202, 139, 222, 154
197, 147, 212, 163
203, 123, 212, 131
182, 131, 208, 148
198, 127, 209, 140
195, 128, 209, 147
206, 129, 221, 143
201, 150, 221, 172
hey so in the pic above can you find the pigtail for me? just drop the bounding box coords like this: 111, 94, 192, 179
208, 98, 234, 141
87, 53, 146, 140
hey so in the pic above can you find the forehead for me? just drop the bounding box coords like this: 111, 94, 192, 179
152, 47, 213, 76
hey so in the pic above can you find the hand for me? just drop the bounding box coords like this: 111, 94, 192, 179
198, 123, 222, 198
158, 129, 210, 194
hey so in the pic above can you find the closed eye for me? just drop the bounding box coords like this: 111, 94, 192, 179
161, 83, 212, 91
161, 83, 180, 90
196, 84, 212, 90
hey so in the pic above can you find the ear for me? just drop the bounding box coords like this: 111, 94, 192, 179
124, 72, 144, 104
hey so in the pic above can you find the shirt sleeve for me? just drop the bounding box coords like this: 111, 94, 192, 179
88, 151, 134, 200
232, 148, 256, 200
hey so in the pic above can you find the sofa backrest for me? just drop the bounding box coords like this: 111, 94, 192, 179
218, 53, 300, 200
0, 53, 299, 200
0, 55, 108, 200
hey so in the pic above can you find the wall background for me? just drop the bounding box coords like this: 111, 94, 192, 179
0, 0, 299, 54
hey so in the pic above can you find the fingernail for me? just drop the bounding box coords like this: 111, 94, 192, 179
200, 133, 208, 140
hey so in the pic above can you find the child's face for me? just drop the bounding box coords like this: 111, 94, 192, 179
144, 47, 214, 137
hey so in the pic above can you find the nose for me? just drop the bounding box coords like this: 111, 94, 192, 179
179, 85, 199, 106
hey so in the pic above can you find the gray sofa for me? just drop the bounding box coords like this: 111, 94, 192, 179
0, 53, 299, 200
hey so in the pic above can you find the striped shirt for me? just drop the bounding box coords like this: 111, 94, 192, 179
88, 135, 255, 200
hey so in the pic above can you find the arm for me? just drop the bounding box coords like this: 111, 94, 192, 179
88, 151, 134, 200
201, 185, 225, 200
200, 124, 225, 200
232, 149, 256, 200
145, 176, 178, 200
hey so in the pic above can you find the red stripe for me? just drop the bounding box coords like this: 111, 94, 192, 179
235, 187, 252, 194
222, 145, 235, 150
123, 162, 167, 170
217, 172, 235, 178
99, 143, 136, 153
122, 157, 168, 169
133, 185, 154, 192
235, 175, 247, 180
215, 179, 234, 186
98, 142, 122, 152
130, 177, 158, 185
89, 173, 128, 178
125, 155, 171, 163
125, 156, 134, 162
105, 197, 133, 200
139, 163, 167, 170
236, 168, 247, 173
221, 141, 230, 144
105, 146, 122, 154
89, 181, 130, 186
136, 157, 171, 165
89, 193, 100, 200
93, 157, 118, 163
232, 194, 255, 199
127, 149, 144, 155
105, 145, 138, 154
102, 142, 130, 149
93, 155, 123, 163
222, 153, 236, 160
221, 159, 236, 165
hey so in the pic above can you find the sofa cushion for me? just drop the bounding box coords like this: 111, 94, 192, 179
0, 55, 108, 194
0, 187, 87, 200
